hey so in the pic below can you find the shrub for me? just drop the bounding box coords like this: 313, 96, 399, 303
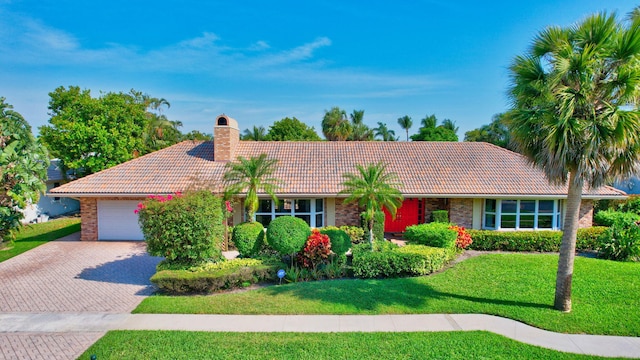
266, 216, 311, 256
593, 209, 640, 227
431, 210, 449, 223
297, 229, 332, 269
617, 195, 640, 215
138, 190, 224, 263
467, 228, 608, 252
404, 223, 457, 248
232, 222, 265, 258
451, 225, 472, 249
352, 244, 456, 278
597, 221, 640, 261
320, 228, 351, 256
150, 258, 281, 294
324, 225, 367, 244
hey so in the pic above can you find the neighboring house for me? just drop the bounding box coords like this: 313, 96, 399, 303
49, 115, 626, 241
22, 160, 80, 223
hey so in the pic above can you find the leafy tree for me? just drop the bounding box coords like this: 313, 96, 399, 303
339, 162, 403, 249
441, 119, 459, 134
374, 122, 398, 141
181, 130, 213, 141
508, 12, 640, 312
411, 114, 458, 141
39, 86, 177, 177
242, 126, 268, 141
397, 115, 413, 141
0, 98, 49, 243
322, 107, 352, 141
349, 110, 374, 141
266, 117, 321, 141
464, 113, 514, 150
223, 153, 282, 221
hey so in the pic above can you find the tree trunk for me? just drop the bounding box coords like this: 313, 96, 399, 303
369, 218, 375, 251
554, 172, 583, 312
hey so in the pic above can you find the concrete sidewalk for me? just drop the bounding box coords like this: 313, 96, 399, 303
2, 313, 639, 358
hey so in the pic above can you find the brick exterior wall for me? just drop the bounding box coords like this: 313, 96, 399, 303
79, 197, 145, 241
578, 199, 594, 228
213, 126, 239, 162
424, 198, 448, 223
449, 198, 473, 228
335, 199, 361, 227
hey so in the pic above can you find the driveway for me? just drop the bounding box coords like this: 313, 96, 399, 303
0, 233, 162, 359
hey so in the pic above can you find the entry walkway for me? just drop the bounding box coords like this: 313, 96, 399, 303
2, 313, 639, 358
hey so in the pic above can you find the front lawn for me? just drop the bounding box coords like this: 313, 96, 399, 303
0, 217, 81, 262
135, 253, 640, 336
78, 331, 615, 360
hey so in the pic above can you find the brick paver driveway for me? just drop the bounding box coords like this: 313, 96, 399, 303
0, 234, 162, 359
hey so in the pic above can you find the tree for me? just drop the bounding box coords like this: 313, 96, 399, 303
339, 162, 403, 248
464, 113, 514, 150
0, 98, 49, 243
223, 154, 282, 221
266, 117, 322, 141
374, 122, 398, 141
397, 115, 413, 141
411, 114, 458, 141
349, 110, 374, 141
39, 86, 177, 177
322, 107, 352, 141
181, 130, 213, 141
242, 126, 268, 141
508, 12, 640, 312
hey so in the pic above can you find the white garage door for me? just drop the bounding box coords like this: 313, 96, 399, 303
97, 200, 144, 241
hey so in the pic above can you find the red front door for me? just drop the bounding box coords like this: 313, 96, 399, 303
383, 199, 419, 233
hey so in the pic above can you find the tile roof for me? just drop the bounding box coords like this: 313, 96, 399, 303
50, 140, 626, 198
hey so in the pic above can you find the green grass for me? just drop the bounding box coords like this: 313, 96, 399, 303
0, 217, 81, 262
78, 331, 622, 360
135, 254, 640, 336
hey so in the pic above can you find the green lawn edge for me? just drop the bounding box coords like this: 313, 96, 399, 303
135, 253, 640, 337
0, 218, 81, 262
78, 330, 629, 360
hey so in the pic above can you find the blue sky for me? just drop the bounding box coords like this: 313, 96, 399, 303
0, 0, 636, 139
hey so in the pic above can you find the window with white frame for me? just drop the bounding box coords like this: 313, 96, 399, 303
255, 199, 324, 228
483, 199, 562, 230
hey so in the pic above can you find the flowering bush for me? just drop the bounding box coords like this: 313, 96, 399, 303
450, 225, 472, 249
137, 190, 224, 263
297, 229, 332, 269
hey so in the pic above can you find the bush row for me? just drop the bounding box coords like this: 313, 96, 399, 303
352, 243, 456, 278
467, 227, 607, 252
404, 222, 457, 248
150, 259, 281, 294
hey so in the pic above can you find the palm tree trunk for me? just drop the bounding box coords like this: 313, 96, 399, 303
369, 218, 375, 251
406, 129, 409, 142
554, 172, 583, 312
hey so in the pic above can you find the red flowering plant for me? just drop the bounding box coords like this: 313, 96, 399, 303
450, 225, 473, 249
297, 229, 332, 269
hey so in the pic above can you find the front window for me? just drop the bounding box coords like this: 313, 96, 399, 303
484, 199, 562, 230
255, 198, 324, 228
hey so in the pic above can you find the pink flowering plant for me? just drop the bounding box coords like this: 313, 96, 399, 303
136, 190, 224, 263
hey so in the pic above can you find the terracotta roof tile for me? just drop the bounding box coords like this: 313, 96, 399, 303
50, 140, 626, 198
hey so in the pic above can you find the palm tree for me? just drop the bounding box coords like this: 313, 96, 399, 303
339, 162, 403, 249
349, 110, 374, 141
223, 154, 282, 221
508, 12, 640, 312
322, 107, 352, 141
397, 115, 412, 141
242, 126, 268, 141
374, 122, 397, 141
441, 119, 458, 135
421, 114, 437, 128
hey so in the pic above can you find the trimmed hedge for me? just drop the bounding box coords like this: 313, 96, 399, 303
150, 259, 281, 294
467, 227, 607, 252
593, 210, 640, 227
266, 216, 311, 256
404, 223, 457, 248
319, 229, 351, 256
232, 222, 265, 258
322, 225, 366, 244
352, 244, 456, 278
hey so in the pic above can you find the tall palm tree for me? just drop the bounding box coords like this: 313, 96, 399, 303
242, 126, 268, 141
322, 107, 352, 141
441, 119, 458, 134
508, 12, 640, 312
421, 114, 437, 128
349, 110, 374, 141
374, 122, 398, 141
223, 154, 282, 221
339, 162, 403, 249
397, 115, 412, 141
